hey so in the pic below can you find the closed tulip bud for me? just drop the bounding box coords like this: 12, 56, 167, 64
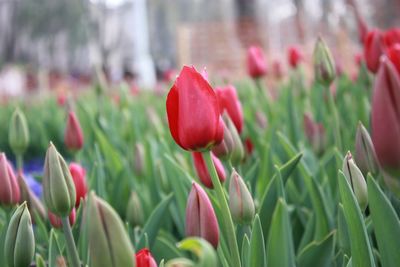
0, 153, 20, 205
4, 202, 35, 267
343, 152, 368, 211
87, 192, 136, 267
48, 208, 76, 229
313, 37, 336, 86
224, 114, 244, 165
287, 46, 303, 69
364, 29, 384, 73
192, 152, 226, 189
216, 85, 244, 133
9, 108, 29, 156
134, 143, 146, 176
247, 45, 267, 78
212, 119, 234, 159
186, 182, 219, 248
135, 248, 157, 267
126, 191, 144, 226
229, 170, 255, 224
64, 111, 84, 151
43, 143, 76, 217
371, 57, 400, 177
166, 66, 224, 151
69, 162, 87, 207
303, 113, 326, 155
387, 43, 400, 75
355, 122, 379, 176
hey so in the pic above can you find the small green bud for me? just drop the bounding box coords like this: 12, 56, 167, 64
229, 169, 255, 224
313, 37, 336, 86
126, 191, 144, 226
9, 108, 29, 156
355, 122, 379, 176
5, 202, 35, 267
224, 114, 244, 165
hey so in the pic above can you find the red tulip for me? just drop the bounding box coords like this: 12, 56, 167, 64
384, 28, 400, 48
135, 248, 157, 267
48, 208, 76, 229
64, 111, 84, 151
186, 182, 219, 248
166, 66, 223, 151
192, 152, 226, 189
287, 46, 303, 69
0, 153, 20, 205
364, 29, 384, 73
272, 59, 284, 79
387, 44, 400, 74
245, 137, 254, 155
69, 162, 87, 207
216, 85, 243, 133
371, 57, 400, 176
246, 46, 267, 78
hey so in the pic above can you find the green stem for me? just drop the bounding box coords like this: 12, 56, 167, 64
327, 89, 342, 151
203, 151, 241, 267
62, 217, 80, 267
16, 154, 23, 172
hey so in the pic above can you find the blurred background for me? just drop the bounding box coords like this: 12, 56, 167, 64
0, 0, 399, 95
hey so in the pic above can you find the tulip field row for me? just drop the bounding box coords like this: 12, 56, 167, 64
0, 29, 400, 267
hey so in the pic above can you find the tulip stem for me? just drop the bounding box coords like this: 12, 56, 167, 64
62, 217, 81, 267
204, 151, 241, 267
16, 154, 23, 172
327, 88, 342, 151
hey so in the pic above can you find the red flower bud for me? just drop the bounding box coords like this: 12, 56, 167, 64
166, 66, 223, 151
64, 111, 84, 151
383, 28, 400, 48
186, 182, 219, 248
48, 208, 76, 229
247, 46, 267, 78
0, 153, 20, 205
371, 57, 400, 176
216, 85, 243, 133
364, 29, 384, 73
69, 162, 87, 207
287, 46, 303, 69
387, 44, 400, 75
135, 248, 157, 267
192, 152, 226, 189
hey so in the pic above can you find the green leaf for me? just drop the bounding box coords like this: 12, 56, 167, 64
249, 215, 266, 267
48, 229, 63, 267
93, 126, 123, 174
279, 153, 303, 184
35, 253, 46, 267
367, 175, 400, 267
178, 237, 218, 267
338, 171, 375, 267
297, 231, 336, 267
241, 234, 250, 267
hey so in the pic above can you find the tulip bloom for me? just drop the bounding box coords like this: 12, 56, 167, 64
387, 44, 400, 74
216, 85, 243, 133
384, 28, 400, 48
0, 153, 20, 205
65, 111, 84, 151
364, 29, 384, 73
69, 162, 87, 207
371, 57, 400, 176
166, 66, 223, 151
287, 46, 303, 69
247, 46, 267, 78
48, 208, 76, 229
136, 248, 157, 267
192, 152, 226, 189
186, 182, 219, 248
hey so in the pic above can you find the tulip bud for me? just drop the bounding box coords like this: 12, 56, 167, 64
216, 85, 244, 133
303, 113, 326, 155
342, 152, 368, 211
48, 208, 76, 229
43, 143, 76, 217
0, 153, 20, 205
229, 170, 255, 224
245, 137, 254, 155
9, 108, 29, 156
64, 111, 84, 151
69, 162, 87, 207
224, 114, 244, 165
133, 143, 146, 176
135, 248, 157, 267
192, 152, 226, 189
212, 119, 234, 160
364, 29, 384, 73
313, 37, 336, 86
355, 122, 379, 176
287, 46, 303, 69
126, 191, 144, 226
186, 182, 219, 248
247, 45, 267, 78
87, 192, 135, 267
4, 202, 35, 267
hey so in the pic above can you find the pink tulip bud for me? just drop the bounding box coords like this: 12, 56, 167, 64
186, 182, 219, 248
48, 208, 76, 229
192, 152, 226, 189
69, 162, 87, 207
64, 111, 84, 151
247, 46, 267, 78
0, 153, 20, 205
287, 46, 303, 69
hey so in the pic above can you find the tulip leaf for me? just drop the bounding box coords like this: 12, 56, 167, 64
258, 176, 280, 242
249, 214, 266, 267
266, 199, 296, 267
241, 234, 250, 267
136, 193, 174, 250
367, 175, 400, 267
152, 235, 184, 263
35, 253, 46, 267
178, 237, 218, 267
338, 171, 375, 267
48, 229, 63, 267
93, 126, 123, 174
279, 152, 303, 184
297, 231, 336, 267
337, 204, 351, 255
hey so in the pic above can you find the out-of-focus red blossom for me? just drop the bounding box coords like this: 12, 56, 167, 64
384, 28, 400, 48
186, 182, 219, 248
287, 46, 303, 69
216, 85, 243, 133
272, 59, 284, 79
135, 248, 157, 267
69, 162, 87, 207
163, 69, 177, 83
354, 52, 364, 67
166, 66, 223, 151
387, 44, 400, 74
371, 57, 400, 176
192, 152, 226, 189
357, 17, 368, 43
303, 113, 326, 155
48, 208, 76, 229
0, 153, 20, 205
246, 45, 267, 78
364, 29, 384, 73
245, 138, 254, 155
64, 111, 84, 151
57, 92, 67, 106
